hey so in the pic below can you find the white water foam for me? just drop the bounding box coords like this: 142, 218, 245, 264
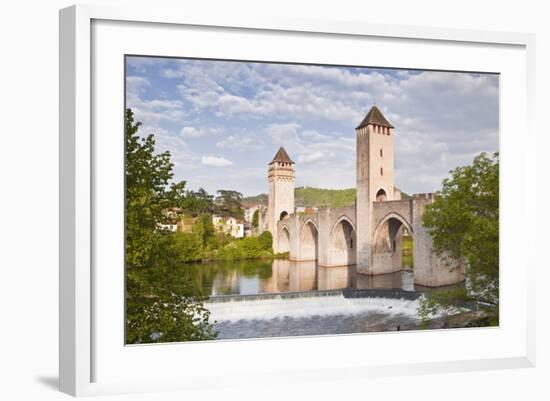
207, 295, 421, 322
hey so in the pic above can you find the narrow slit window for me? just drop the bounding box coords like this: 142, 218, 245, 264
380, 167, 383, 176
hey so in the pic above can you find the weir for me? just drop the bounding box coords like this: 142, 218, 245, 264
207, 288, 423, 304
207, 292, 423, 324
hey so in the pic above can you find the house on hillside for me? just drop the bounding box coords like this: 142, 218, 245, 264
212, 215, 245, 238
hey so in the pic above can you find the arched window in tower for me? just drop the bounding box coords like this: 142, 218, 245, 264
376, 189, 387, 202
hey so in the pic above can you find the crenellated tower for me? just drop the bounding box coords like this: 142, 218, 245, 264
267, 147, 295, 252
355, 105, 396, 274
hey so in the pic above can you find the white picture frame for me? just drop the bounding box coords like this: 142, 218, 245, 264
59, 3, 536, 397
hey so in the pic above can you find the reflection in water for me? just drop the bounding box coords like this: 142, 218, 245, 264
185, 259, 421, 296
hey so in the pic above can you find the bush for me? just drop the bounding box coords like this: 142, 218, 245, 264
257, 231, 273, 251
173, 232, 202, 262
213, 233, 273, 261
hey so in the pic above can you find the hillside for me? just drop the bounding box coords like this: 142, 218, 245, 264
243, 187, 356, 208
243, 186, 410, 208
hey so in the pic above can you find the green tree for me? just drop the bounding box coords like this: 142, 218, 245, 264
173, 231, 202, 262
252, 209, 259, 228
182, 188, 216, 216
215, 189, 244, 219
256, 231, 273, 251
125, 109, 174, 269
125, 108, 217, 343
194, 213, 215, 250
419, 152, 499, 325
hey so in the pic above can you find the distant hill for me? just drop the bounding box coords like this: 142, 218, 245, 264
243, 186, 410, 208
294, 187, 357, 208
243, 187, 355, 208
242, 193, 268, 207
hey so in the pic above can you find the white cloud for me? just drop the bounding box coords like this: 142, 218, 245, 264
201, 155, 233, 167
216, 135, 264, 151
153, 133, 199, 171
266, 123, 302, 146
126, 58, 499, 195
126, 76, 150, 93
298, 151, 324, 163
301, 130, 331, 141
126, 57, 164, 73
180, 126, 203, 138
126, 76, 186, 124
180, 126, 224, 138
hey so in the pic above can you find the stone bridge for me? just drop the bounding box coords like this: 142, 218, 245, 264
265, 106, 465, 287
277, 205, 357, 267
276, 195, 464, 287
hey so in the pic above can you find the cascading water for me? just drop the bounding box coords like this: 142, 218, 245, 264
183, 259, 464, 340
207, 292, 424, 339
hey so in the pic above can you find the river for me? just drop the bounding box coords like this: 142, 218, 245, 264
184, 259, 460, 340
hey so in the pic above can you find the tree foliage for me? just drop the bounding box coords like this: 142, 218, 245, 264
252, 209, 259, 228
212, 231, 273, 260
215, 189, 244, 219
181, 188, 216, 216
125, 108, 174, 269
420, 152, 499, 325
194, 213, 215, 250
125, 108, 217, 343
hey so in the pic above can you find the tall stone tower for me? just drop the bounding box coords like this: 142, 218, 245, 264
355, 105, 396, 274
267, 147, 295, 252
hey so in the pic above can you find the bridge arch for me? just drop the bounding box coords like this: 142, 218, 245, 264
372, 212, 413, 273
328, 215, 356, 266
330, 215, 357, 236
374, 212, 413, 237
278, 225, 290, 253
299, 219, 319, 261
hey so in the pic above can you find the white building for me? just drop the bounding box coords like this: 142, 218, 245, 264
156, 223, 178, 232
212, 215, 245, 238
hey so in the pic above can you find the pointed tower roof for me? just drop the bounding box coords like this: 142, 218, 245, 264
270, 146, 294, 164
356, 105, 394, 129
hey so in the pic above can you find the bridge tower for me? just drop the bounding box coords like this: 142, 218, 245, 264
355, 105, 396, 274
267, 147, 295, 252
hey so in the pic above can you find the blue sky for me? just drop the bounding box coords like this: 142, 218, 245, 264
126, 56, 499, 197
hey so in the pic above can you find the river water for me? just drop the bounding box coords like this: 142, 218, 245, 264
185, 259, 458, 340
186, 259, 421, 296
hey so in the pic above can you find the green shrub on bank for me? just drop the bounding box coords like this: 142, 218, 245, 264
173, 232, 202, 262
256, 231, 273, 250
213, 231, 273, 260
172, 227, 275, 262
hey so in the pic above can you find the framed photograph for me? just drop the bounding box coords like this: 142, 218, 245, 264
60, 4, 536, 396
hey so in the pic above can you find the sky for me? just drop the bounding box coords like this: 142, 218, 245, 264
126, 56, 499, 197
